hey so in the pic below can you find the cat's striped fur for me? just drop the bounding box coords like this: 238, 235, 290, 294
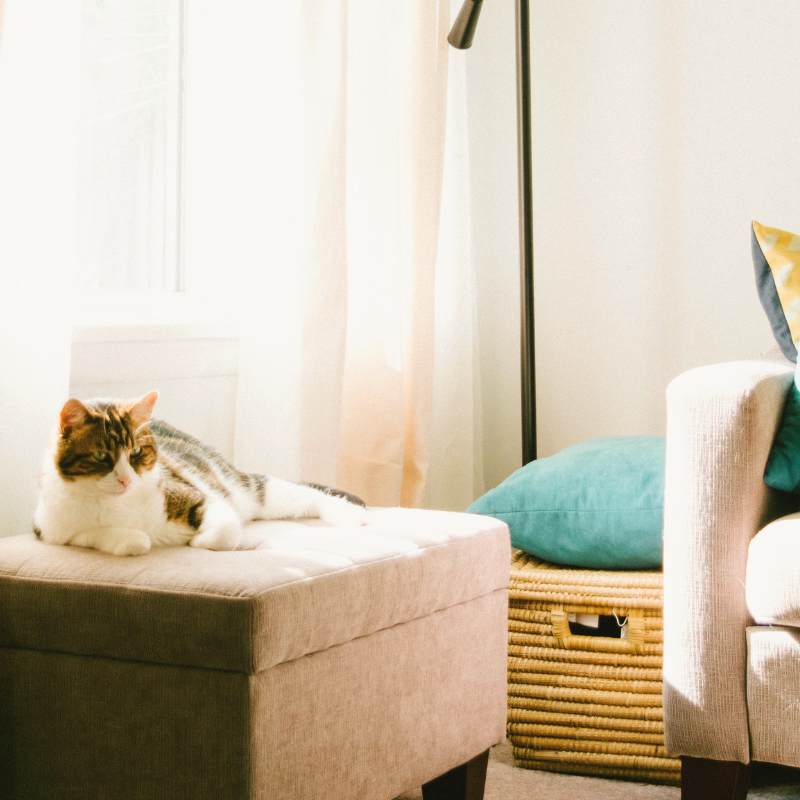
34, 392, 367, 556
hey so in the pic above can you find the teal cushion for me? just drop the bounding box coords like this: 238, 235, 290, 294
764, 360, 800, 493
466, 436, 665, 569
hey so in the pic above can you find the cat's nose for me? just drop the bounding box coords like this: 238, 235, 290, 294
117, 475, 132, 488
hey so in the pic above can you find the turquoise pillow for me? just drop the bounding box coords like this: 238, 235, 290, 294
467, 436, 665, 569
764, 360, 800, 493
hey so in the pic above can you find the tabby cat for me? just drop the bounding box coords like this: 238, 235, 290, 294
33, 392, 367, 556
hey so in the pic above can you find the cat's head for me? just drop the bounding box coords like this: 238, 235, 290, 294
55, 392, 159, 495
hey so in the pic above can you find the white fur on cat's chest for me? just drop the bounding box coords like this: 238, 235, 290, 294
34, 464, 168, 545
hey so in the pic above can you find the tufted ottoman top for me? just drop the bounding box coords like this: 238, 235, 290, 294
0, 508, 510, 674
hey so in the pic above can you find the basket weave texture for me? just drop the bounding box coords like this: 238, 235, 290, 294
507, 551, 681, 785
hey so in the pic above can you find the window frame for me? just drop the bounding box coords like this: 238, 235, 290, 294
73, 0, 187, 318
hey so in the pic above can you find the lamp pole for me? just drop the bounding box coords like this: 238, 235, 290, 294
448, 0, 537, 464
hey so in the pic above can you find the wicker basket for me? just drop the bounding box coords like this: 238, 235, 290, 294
507, 551, 681, 785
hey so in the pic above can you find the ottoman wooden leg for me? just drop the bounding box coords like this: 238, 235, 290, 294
422, 749, 490, 800
680, 756, 751, 800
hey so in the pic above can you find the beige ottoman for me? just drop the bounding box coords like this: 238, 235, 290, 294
0, 507, 509, 800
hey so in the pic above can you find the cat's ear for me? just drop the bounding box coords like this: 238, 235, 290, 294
127, 391, 158, 428
60, 399, 89, 434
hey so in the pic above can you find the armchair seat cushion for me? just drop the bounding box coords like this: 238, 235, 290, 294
746, 512, 800, 627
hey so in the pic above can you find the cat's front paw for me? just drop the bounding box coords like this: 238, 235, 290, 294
322, 500, 368, 528
190, 502, 242, 550
190, 523, 241, 551
112, 531, 151, 556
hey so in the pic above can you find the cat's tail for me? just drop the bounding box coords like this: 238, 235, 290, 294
300, 482, 366, 508
246, 475, 368, 527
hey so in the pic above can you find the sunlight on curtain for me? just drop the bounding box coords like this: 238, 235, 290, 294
185, 0, 481, 510
0, 0, 78, 537
336, 0, 483, 509
426, 47, 485, 511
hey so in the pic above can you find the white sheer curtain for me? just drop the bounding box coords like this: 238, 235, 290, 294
187, 0, 483, 510
0, 0, 78, 537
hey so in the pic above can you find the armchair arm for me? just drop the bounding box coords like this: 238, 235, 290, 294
662, 360, 794, 763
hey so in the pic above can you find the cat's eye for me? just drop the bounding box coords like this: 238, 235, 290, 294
93, 451, 109, 462
130, 447, 142, 457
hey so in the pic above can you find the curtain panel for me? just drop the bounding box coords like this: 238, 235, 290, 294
186, 0, 483, 510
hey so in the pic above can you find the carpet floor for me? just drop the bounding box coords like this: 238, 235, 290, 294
395, 741, 800, 799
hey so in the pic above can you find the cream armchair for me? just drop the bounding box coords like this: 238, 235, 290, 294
663, 359, 800, 800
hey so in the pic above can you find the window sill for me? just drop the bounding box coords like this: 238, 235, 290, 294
72, 323, 238, 344
71, 324, 239, 385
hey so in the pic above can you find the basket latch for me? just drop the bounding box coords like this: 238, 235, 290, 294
550, 606, 571, 646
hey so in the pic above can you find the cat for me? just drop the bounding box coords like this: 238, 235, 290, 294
33, 392, 368, 556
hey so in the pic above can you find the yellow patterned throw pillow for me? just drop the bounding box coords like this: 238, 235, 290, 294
753, 221, 800, 363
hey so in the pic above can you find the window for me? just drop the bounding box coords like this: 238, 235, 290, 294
77, 0, 185, 293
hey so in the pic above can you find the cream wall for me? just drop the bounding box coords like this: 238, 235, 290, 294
461, 0, 522, 492
465, 0, 800, 490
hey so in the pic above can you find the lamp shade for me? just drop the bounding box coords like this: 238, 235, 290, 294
447, 0, 484, 49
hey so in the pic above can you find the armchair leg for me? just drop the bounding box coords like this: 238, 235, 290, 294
681, 756, 751, 800
421, 749, 490, 800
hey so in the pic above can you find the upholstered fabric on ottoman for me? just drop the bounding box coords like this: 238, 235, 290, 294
0, 507, 510, 800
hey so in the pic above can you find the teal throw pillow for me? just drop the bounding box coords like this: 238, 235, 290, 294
764, 360, 800, 493
467, 436, 665, 569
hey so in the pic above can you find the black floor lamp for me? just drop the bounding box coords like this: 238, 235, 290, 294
448, 0, 537, 465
